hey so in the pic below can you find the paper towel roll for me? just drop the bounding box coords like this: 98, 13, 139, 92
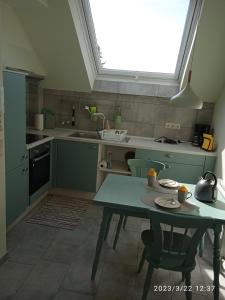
35, 114, 44, 130
98, 160, 107, 169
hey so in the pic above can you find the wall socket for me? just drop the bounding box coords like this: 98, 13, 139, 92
165, 122, 181, 130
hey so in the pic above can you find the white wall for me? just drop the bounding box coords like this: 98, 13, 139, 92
0, 1, 7, 259
1, 1, 45, 75
212, 86, 225, 180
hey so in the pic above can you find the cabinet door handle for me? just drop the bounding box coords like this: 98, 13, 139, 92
166, 153, 173, 158
22, 154, 28, 159
22, 167, 28, 173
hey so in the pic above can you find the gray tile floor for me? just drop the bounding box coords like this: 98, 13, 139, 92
1, 198, 225, 300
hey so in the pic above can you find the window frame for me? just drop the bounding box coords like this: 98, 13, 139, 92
81, 0, 203, 82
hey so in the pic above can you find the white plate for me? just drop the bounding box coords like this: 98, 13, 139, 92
158, 179, 180, 189
154, 196, 181, 209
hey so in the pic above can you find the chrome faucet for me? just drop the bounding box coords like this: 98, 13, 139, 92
84, 106, 105, 130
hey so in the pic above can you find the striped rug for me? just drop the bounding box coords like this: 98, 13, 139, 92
26, 195, 91, 230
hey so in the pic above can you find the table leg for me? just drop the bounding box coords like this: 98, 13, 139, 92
91, 207, 111, 280
104, 212, 112, 241
213, 223, 222, 300
113, 214, 123, 250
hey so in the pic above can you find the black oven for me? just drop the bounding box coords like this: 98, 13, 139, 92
29, 142, 50, 196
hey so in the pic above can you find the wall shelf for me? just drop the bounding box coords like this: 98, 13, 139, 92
98, 160, 131, 175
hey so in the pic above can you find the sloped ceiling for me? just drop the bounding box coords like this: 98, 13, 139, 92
189, 0, 225, 102
6, 0, 225, 102
7, 0, 93, 92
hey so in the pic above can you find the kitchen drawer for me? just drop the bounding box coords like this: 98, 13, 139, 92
136, 149, 205, 166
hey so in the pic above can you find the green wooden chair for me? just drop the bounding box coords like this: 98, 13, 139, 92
111, 159, 166, 250
128, 158, 166, 178
138, 209, 214, 300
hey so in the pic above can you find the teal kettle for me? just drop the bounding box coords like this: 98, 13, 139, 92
194, 171, 217, 202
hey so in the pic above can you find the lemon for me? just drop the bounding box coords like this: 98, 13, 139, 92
178, 185, 188, 192
148, 168, 157, 177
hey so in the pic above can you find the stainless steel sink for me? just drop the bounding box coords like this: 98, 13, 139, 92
69, 131, 130, 142
69, 131, 100, 140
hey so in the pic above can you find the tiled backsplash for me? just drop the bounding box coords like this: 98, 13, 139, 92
31, 88, 214, 141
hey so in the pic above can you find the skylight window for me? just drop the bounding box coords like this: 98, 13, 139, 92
83, 0, 201, 80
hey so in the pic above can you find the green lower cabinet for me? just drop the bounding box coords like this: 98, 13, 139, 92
55, 140, 99, 192
135, 149, 215, 184
6, 162, 29, 226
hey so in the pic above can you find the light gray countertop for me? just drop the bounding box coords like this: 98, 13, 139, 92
27, 128, 216, 157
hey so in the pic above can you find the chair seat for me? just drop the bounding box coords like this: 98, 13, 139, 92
141, 229, 196, 271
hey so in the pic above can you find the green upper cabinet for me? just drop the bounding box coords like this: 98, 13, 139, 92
135, 149, 216, 184
55, 140, 99, 192
3, 71, 27, 172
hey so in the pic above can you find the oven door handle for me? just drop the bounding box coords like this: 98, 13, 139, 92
32, 151, 50, 163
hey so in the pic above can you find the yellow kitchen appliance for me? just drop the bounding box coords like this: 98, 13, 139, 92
201, 133, 214, 151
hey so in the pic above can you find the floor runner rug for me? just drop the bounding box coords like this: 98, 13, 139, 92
26, 195, 90, 230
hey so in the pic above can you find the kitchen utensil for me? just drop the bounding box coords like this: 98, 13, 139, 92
158, 179, 180, 189
194, 171, 217, 202
154, 196, 181, 209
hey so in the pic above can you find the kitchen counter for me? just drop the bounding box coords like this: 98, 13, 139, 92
26, 135, 54, 149
27, 128, 216, 157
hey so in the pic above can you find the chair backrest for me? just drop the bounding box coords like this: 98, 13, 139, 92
146, 209, 214, 268
127, 159, 166, 178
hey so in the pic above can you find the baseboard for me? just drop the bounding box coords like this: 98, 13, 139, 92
49, 188, 95, 200
7, 191, 48, 232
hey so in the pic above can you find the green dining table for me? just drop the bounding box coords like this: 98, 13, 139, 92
91, 174, 225, 300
